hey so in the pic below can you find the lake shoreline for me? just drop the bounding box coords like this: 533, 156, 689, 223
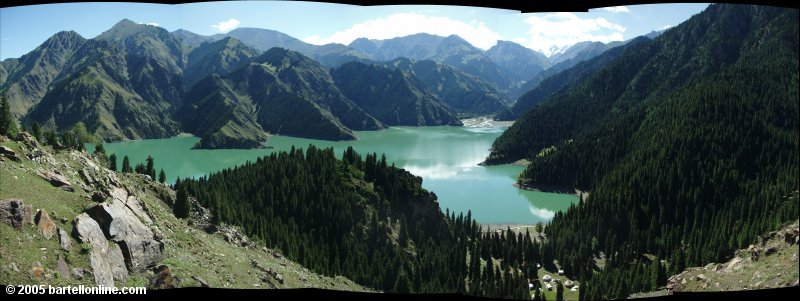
482, 224, 535, 233
514, 182, 590, 203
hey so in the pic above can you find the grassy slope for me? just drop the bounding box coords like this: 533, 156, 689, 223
0, 138, 367, 291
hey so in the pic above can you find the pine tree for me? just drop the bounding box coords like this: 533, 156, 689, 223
94, 143, 106, 155
108, 154, 118, 171
31, 122, 41, 142
93, 143, 106, 161
121, 156, 131, 173
134, 163, 145, 174
44, 129, 57, 147
174, 184, 190, 219
145, 155, 156, 180
158, 169, 166, 184
393, 268, 412, 293
399, 215, 410, 247
0, 91, 18, 138
556, 281, 564, 301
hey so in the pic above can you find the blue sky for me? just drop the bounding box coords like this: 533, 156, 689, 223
0, 1, 709, 60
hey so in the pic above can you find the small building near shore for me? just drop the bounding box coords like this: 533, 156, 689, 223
558, 269, 565, 275
545, 283, 553, 291
542, 274, 552, 282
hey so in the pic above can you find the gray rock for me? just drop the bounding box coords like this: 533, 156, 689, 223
80, 169, 96, 185
22, 204, 34, 225
108, 243, 129, 283
72, 267, 85, 280
58, 228, 71, 250
119, 238, 164, 272
35, 209, 57, 240
57, 256, 71, 280
72, 213, 114, 287
10, 262, 20, 273
85, 197, 162, 272
0, 199, 25, 229
764, 247, 777, 256
124, 195, 153, 225
193, 275, 210, 288
0, 145, 21, 162
39, 171, 74, 192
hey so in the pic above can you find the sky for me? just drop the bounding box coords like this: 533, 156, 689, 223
0, 1, 710, 60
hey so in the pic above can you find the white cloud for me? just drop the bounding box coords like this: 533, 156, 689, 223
659, 25, 674, 30
520, 12, 626, 56
211, 18, 240, 33
145, 22, 159, 27
302, 12, 502, 50
599, 6, 631, 13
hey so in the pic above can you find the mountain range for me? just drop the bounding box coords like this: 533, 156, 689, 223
2, 19, 523, 148
1, 17, 667, 149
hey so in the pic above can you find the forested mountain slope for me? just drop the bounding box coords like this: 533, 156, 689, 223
483, 4, 798, 300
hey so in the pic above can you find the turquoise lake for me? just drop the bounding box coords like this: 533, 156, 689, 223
92, 126, 578, 224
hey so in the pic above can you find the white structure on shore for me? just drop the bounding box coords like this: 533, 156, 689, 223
542, 274, 552, 282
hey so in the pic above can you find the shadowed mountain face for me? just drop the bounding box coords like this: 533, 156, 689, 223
331, 61, 462, 127
379, 58, 508, 115
177, 48, 388, 148
497, 37, 649, 121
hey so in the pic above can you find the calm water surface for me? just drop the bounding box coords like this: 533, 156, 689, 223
93, 126, 578, 224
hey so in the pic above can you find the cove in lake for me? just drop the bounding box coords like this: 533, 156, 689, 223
91, 126, 578, 224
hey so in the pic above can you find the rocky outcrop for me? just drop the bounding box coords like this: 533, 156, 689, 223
0, 145, 21, 162
22, 204, 33, 226
85, 188, 162, 272
72, 213, 115, 287
0, 199, 26, 229
17, 132, 39, 149
35, 209, 57, 240
58, 228, 71, 250
218, 224, 254, 248
56, 256, 71, 280
667, 220, 800, 293
108, 243, 129, 282
39, 171, 74, 192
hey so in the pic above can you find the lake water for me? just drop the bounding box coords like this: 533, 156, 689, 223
91, 126, 578, 224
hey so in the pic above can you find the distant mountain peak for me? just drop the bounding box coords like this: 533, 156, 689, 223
116, 18, 137, 26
